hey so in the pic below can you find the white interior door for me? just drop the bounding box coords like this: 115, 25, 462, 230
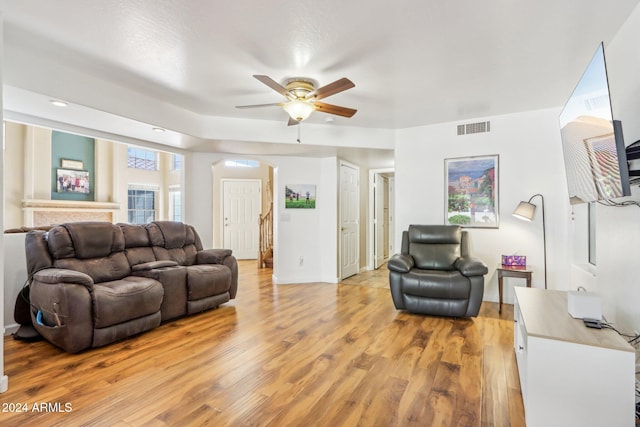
222, 179, 261, 259
374, 174, 386, 269
340, 162, 359, 279
388, 177, 395, 256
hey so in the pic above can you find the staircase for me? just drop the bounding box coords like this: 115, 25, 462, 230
258, 202, 273, 268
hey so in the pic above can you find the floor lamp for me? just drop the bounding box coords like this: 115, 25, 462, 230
512, 194, 547, 289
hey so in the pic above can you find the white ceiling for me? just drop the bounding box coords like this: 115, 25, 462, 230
1, 0, 639, 156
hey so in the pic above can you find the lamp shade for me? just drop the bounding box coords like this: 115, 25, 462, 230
283, 100, 315, 122
512, 201, 536, 221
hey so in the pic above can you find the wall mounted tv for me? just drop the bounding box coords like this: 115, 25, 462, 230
559, 42, 631, 205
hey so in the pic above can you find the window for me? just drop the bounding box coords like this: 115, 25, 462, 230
172, 154, 182, 171
225, 159, 259, 168
127, 147, 158, 170
169, 186, 182, 222
127, 187, 157, 224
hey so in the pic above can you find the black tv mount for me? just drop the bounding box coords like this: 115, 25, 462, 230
626, 139, 640, 184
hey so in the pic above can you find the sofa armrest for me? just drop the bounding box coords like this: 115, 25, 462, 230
29, 278, 94, 353
197, 248, 233, 265
132, 260, 178, 272
196, 249, 238, 300
455, 257, 488, 277
33, 268, 94, 288
387, 253, 415, 273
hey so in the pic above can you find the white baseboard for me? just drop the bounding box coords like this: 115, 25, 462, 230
273, 276, 336, 285
0, 375, 8, 393
4, 323, 19, 336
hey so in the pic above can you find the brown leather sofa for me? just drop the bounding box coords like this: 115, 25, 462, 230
387, 224, 487, 317
26, 221, 238, 353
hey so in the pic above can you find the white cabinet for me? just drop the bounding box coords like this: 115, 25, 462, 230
514, 287, 635, 427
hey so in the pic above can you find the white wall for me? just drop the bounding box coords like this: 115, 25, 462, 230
395, 108, 572, 304
4, 123, 24, 228
585, 3, 640, 330
186, 152, 339, 285
3, 234, 26, 333
273, 157, 338, 284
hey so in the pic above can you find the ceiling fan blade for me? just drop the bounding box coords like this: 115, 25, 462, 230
235, 102, 284, 109
287, 117, 300, 126
313, 101, 357, 118
253, 75, 289, 97
309, 78, 355, 100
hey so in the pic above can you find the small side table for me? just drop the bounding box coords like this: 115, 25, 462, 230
497, 266, 532, 313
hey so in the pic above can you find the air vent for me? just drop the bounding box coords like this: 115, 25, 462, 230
457, 121, 491, 135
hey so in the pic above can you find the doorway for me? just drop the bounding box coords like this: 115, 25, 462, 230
339, 161, 360, 280
369, 168, 395, 270
221, 179, 261, 259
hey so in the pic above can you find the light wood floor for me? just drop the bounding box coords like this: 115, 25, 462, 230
1, 261, 524, 427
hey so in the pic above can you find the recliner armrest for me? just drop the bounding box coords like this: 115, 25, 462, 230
132, 260, 178, 272
455, 257, 488, 277
387, 253, 415, 273
33, 268, 94, 288
197, 248, 233, 265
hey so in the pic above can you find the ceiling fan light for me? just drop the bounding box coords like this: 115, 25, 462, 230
283, 100, 315, 122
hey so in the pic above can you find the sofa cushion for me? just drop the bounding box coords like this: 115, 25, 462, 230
119, 223, 157, 267
153, 245, 198, 266
25, 230, 53, 275
401, 269, 470, 300
125, 247, 157, 266
54, 252, 131, 283
64, 222, 125, 259
186, 265, 231, 301
147, 221, 198, 265
147, 221, 196, 249
120, 223, 151, 248
92, 276, 163, 329
408, 225, 461, 271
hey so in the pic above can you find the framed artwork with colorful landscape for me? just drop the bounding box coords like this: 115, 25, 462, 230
444, 154, 499, 228
285, 184, 316, 209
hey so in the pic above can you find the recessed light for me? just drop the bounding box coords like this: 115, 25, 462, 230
50, 100, 68, 107
152, 127, 165, 133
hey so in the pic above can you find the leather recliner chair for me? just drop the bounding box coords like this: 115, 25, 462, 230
387, 224, 488, 317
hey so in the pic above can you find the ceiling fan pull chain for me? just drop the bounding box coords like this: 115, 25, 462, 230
297, 122, 301, 143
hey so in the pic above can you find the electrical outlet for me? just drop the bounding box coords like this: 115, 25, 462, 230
298, 256, 304, 266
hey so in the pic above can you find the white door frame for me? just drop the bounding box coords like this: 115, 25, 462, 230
368, 167, 395, 270
220, 178, 262, 259
339, 160, 360, 280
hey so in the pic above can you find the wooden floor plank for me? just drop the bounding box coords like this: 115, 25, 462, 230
1, 261, 524, 426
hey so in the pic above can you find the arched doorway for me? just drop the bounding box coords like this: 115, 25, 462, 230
211, 158, 274, 267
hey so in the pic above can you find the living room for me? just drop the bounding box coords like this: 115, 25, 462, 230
1, 1, 640, 425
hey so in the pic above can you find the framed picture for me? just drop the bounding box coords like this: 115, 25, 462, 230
444, 154, 499, 228
60, 158, 84, 170
285, 184, 316, 209
56, 169, 91, 194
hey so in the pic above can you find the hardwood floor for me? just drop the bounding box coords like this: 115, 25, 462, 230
1, 261, 524, 427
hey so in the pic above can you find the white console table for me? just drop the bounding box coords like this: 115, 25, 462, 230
514, 287, 635, 427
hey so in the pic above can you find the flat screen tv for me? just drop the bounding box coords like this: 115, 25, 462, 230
559, 43, 631, 205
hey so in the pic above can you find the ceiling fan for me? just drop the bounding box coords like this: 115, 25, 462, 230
236, 75, 357, 125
